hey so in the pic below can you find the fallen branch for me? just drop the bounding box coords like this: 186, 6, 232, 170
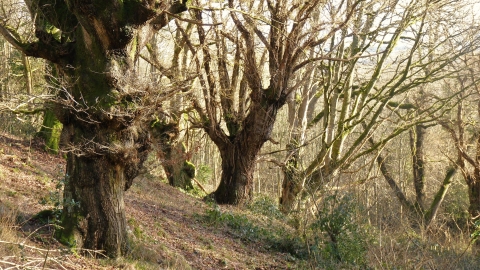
192, 178, 208, 193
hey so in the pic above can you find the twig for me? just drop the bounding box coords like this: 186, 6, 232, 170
0, 240, 64, 253
192, 178, 208, 193
42, 246, 50, 270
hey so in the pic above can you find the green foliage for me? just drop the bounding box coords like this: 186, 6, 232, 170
37, 171, 80, 248
444, 182, 470, 229
247, 195, 285, 221
470, 220, 480, 243
196, 164, 212, 184
128, 218, 147, 241
309, 193, 371, 268
38, 172, 65, 223
183, 185, 206, 198
201, 202, 307, 258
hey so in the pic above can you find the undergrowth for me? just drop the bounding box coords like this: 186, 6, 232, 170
200, 197, 307, 259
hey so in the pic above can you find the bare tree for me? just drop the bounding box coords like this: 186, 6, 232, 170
440, 54, 480, 223
279, 0, 480, 213
183, 0, 361, 205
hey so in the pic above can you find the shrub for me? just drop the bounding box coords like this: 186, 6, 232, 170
309, 193, 371, 268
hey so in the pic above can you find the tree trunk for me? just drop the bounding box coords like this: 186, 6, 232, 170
21, 53, 33, 95
37, 109, 62, 154
151, 120, 195, 190
424, 167, 456, 226
279, 156, 302, 213
467, 172, 480, 220
1, 0, 187, 258
57, 153, 129, 257
56, 95, 150, 257
164, 143, 195, 190
214, 144, 255, 204
212, 102, 281, 205
411, 124, 426, 210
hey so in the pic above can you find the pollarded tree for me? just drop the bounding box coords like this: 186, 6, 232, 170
183, 0, 361, 205
0, 0, 188, 257
142, 27, 197, 190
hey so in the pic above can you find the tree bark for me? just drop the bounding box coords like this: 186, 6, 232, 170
164, 143, 195, 190
411, 124, 426, 210
57, 153, 130, 257
37, 109, 62, 154
214, 148, 254, 204
467, 171, 480, 220
212, 102, 281, 205
279, 152, 301, 213
21, 53, 33, 95
424, 167, 456, 226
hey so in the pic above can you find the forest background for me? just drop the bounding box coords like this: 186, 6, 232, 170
2, 0, 480, 269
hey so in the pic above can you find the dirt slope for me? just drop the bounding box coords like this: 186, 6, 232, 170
0, 132, 297, 270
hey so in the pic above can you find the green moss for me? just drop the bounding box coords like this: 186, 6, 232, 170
129, 35, 138, 60
55, 218, 78, 247
55, 211, 84, 248
37, 110, 63, 154
183, 161, 196, 179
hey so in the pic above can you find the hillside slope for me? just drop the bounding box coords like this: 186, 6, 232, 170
0, 132, 299, 269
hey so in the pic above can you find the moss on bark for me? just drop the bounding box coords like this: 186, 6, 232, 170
37, 109, 63, 154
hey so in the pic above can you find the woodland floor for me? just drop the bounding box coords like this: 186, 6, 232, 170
0, 132, 300, 270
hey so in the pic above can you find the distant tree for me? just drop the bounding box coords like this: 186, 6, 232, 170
0, 1, 44, 118
440, 55, 480, 224
373, 123, 457, 227
143, 28, 196, 190
279, 0, 480, 213
0, 0, 188, 257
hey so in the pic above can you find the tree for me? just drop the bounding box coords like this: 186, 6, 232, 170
0, 0, 188, 257
184, 0, 360, 205
143, 28, 196, 190
0, 1, 46, 122
279, 0, 480, 213
440, 56, 480, 223
374, 124, 457, 227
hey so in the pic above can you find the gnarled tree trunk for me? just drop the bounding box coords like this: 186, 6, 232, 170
212, 102, 281, 204
58, 154, 132, 256
0, 0, 188, 257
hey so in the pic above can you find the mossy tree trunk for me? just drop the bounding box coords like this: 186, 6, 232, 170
0, 0, 187, 257
37, 109, 62, 154
152, 121, 195, 190
411, 124, 426, 211
36, 63, 63, 154
164, 143, 195, 190
144, 29, 195, 190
